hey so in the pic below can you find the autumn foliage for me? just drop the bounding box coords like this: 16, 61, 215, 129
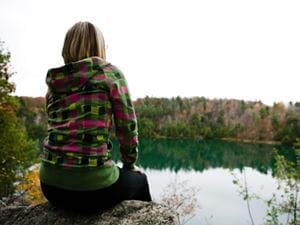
16, 166, 46, 205
16, 96, 300, 146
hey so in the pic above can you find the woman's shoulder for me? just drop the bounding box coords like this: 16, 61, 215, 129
89, 57, 125, 82
90, 57, 116, 70
91, 57, 124, 77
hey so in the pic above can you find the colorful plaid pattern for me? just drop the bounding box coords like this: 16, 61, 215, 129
41, 57, 138, 169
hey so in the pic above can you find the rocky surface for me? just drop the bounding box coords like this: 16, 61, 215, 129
0, 200, 178, 225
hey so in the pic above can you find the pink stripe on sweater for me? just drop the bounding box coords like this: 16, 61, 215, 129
65, 144, 79, 152
90, 93, 108, 101
129, 136, 138, 145
93, 74, 106, 80
114, 111, 135, 120
111, 88, 120, 98
44, 143, 108, 154
68, 93, 81, 103
82, 120, 106, 128
120, 86, 128, 94
50, 120, 107, 129
103, 65, 114, 72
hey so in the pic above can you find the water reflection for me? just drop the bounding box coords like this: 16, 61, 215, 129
0, 138, 294, 200
112, 138, 294, 174
108, 139, 295, 225
145, 167, 281, 225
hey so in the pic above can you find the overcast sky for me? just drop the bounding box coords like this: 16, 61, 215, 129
1, 0, 299, 105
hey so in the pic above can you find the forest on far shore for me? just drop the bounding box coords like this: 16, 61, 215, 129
16, 95, 300, 150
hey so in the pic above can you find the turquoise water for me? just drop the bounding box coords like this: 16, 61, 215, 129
112, 138, 294, 225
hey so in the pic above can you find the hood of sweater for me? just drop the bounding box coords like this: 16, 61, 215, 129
46, 57, 109, 94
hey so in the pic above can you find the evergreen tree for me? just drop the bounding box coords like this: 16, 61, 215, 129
0, 41, 15, 108
0, 41, 35, 198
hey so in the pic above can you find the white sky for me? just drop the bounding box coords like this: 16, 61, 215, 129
0, 0, 299, 105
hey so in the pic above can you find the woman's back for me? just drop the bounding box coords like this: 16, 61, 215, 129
39, 22, 151, 211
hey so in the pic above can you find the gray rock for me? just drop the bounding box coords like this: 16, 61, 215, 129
0, 200, 178, 225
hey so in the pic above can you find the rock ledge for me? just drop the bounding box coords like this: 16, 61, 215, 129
0, 200, 178, 225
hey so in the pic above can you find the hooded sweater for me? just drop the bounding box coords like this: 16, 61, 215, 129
39, 57, 138, 190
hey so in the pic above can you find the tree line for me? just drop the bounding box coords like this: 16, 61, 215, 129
14, 95, 300, 148
135, 96, 300, 144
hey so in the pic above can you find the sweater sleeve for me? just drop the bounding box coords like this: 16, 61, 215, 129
109, 67, 138, 169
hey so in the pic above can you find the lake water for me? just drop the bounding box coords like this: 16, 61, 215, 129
112, 138, 294, 225
0, 138, 294, 224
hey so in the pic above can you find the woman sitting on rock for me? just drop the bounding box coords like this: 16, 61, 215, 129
39, 21, 152, 212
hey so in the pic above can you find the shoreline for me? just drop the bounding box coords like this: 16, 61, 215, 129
221, 137, 280, 145
142, 136, 281, 145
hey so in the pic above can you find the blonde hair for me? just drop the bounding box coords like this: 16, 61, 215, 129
62, 22, 106, 64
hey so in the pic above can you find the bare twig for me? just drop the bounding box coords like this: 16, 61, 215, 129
243, 169, 255, 225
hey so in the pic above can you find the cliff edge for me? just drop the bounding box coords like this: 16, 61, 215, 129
0, 200, 178, 225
